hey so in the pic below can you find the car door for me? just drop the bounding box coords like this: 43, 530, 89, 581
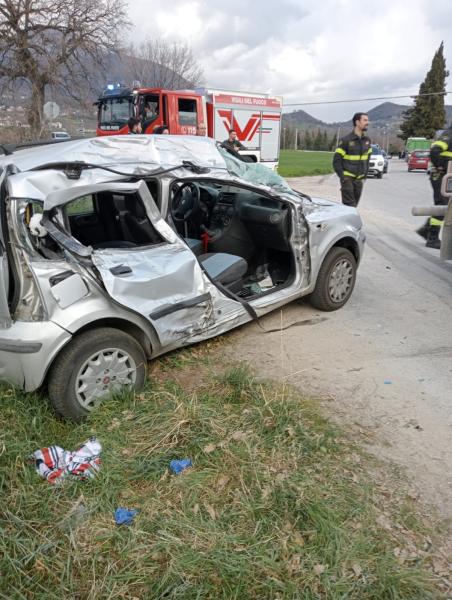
0, 167, 11, 327
44, 180, 219, 346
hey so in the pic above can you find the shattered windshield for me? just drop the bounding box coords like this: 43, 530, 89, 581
218, 147, 293, 193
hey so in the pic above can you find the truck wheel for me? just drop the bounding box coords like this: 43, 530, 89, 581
48, 327, 147, 421
309, 247, 357, 311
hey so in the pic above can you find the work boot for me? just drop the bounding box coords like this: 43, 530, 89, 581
425, 227, 441, 249
426, 238, 441, 249
416, 220, 429, 240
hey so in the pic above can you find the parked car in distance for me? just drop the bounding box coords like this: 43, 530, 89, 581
408, 150, 430, 171
0, 136, 365, 421
367, 145, 385, 178
51, 131, 71, 140
405, 137, 432, 162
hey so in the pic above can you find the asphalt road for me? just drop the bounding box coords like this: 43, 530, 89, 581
227, 158, 452, 518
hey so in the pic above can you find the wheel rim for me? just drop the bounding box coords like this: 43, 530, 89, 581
75, 347, 137, 410
328, 258, 354, 303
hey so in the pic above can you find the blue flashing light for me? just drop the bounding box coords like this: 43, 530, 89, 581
102, 82, 132, 98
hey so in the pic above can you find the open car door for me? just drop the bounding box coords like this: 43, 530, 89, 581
0, 167, 11, 327
43, 181, 219, 346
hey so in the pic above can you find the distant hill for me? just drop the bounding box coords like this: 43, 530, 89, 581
366, 101, 407, 121
282, 109, 324, 127
283, 101, 452, 131
281, 100, 452, 151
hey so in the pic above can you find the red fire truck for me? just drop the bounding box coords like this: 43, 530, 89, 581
95, 84, 283, 168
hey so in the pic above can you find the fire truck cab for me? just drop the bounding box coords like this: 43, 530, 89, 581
96, 84, 282, 169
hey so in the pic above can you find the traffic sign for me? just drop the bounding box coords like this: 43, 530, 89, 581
43, 101, 60, 119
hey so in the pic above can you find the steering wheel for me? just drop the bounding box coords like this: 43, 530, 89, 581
171, 182, 200, 222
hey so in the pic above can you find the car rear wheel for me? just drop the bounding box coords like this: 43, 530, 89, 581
309, 247, 357, 311
48, 327, 147, 421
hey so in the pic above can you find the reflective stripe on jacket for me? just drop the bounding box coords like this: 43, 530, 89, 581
430, 131, 452, 171
333, 131, 371, 179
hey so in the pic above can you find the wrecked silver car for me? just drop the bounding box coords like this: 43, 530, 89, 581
0, 135, 365, 420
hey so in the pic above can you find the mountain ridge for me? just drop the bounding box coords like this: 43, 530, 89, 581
283, 101, 452, 131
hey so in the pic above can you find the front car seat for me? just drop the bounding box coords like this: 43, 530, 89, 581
199, 252, 247, 293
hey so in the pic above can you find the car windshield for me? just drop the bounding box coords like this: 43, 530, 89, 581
99, 96, 134, 126
218, 146, 293, 193
371, 147, 382, 155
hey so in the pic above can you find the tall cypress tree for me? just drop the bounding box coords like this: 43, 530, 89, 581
399, 42, 448, 140
313, 128, 322, 150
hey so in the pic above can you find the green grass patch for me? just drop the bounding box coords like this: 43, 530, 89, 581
278, 150, 334, 177
0, 352, 447, 599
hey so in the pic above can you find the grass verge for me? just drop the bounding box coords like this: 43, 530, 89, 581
278, 150, 334, 178
0, 347, 449, 599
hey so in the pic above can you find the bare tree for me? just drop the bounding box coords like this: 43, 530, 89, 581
0, 0, 130, 137
124, 38, 204, 90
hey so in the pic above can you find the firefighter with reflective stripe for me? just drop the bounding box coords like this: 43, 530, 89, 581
333, 112, 371, 207
417, 125, 452, 249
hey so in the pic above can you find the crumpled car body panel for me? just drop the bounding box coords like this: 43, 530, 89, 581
0, 135, 365, 393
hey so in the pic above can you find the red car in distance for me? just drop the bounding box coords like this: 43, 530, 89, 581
408, 150, 430, 171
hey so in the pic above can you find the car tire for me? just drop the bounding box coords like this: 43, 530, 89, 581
309, 247, 357, 312
48, 327, 147, 421
377, 171, 383, 179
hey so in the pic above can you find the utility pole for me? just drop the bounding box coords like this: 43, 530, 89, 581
294, 128, 298, 150
283, 127, 286, 149
335, 126, 341, 148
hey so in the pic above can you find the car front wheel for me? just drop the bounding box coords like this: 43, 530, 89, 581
309, 247, 357, 311
48, 327, 147, 421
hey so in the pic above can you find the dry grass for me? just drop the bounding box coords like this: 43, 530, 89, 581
0, 347, 449, 599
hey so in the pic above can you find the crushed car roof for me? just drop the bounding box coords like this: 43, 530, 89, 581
1, 135, 295, 205
0, 135, 226, 172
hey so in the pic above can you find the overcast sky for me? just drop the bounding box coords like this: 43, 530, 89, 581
127, 0, 452, 123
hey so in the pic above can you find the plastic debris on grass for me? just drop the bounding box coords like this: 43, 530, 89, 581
29, 437, 102, 484
169, 459, 192, 474
114, 507, 139, 526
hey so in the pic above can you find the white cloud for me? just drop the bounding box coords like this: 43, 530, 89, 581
126, 0, 452, 121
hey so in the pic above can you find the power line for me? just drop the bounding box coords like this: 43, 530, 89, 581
284, 90, 452, 107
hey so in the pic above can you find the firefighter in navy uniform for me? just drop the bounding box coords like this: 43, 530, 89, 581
417, 126, 452, 249
333, 112, 372, 207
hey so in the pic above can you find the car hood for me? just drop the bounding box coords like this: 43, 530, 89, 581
300, 195, 362, 225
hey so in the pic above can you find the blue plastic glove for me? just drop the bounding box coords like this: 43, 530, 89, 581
169, 459, 192, 475
114, 507, 138, 526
